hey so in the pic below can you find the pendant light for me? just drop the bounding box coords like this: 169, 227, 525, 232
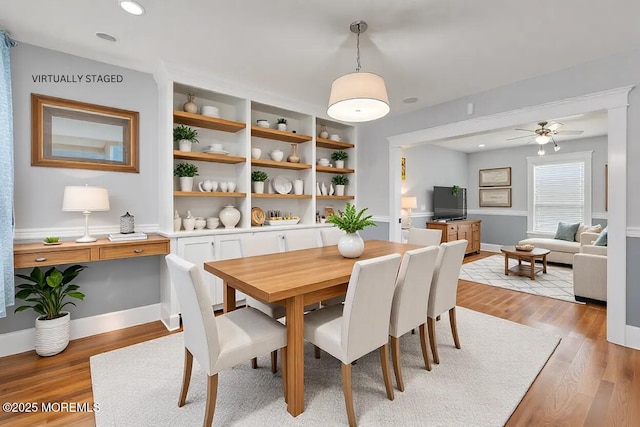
327, 20, 390, 123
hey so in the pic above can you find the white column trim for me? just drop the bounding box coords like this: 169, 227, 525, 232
388, 147, 402, 242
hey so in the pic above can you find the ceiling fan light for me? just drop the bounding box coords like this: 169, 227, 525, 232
554, 144, 561, 152
538, 147, 545, 156
328, 72, 390, 122
535, 135, 551, 144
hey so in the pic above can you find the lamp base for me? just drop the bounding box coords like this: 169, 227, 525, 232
75, 236, 97, 243
76, 211, 97, 243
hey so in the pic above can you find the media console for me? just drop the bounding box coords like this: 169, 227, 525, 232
427, 219, 481, 255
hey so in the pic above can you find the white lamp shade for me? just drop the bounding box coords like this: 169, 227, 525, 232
401, 196, 417, 209
62, 186, 110, 212
327, 72, 390, 122
535, 135, 551, 144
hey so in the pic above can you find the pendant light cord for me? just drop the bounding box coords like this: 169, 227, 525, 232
355, 23, 361, 72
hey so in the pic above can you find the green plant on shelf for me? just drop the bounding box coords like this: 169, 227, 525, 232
331, 150, 348, 161
44, 237, 59, 243
332, 175, 349, 186
173, 162, 199, 177
251, 170, 268, 182
277, 118, 287, 124
173, 125, 199, 143
327, 203, 376, 234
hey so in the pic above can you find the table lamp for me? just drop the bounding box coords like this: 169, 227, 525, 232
401, 196, 417, 228
62, 186, 110, 243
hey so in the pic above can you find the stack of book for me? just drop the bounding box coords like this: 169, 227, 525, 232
108, 232, 148, 242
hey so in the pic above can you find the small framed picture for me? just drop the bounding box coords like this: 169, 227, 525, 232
479, 188, 512, 207
479, 167, 511, 187
324, 206, 335, 218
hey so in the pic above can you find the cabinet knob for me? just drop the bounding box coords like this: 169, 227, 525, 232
35, 257, 47, 262
134, 249, 143, 253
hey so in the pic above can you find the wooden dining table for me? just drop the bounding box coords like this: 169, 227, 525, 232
203, 239, 420, 417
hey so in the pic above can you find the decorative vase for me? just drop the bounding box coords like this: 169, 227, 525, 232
178, 139, 192, 152
253, 181, 265, 194
335, 160, 345, 169
183, 217, 195, 231
220, 205, 241, 228
329, 183, 335, 196
120, 212, 135, 234
321, 182, 327, 196
179, 177, 194, 192
251, 148, 262, 159
35, 312, 70, 357
338, 233, 365, 258
319, 125, 329, 139
294, 179, 304, 195
336, 184, 345, 196
278, 123, 287, 131
183, 94, 198, 113
173, 210, 182, 232
316, 182, 321, 195
287, 144, 300, 163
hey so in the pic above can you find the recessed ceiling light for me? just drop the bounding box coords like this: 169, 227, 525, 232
478, 144, 485, 148
119, 0, 145, 15
402, 97, 418, 104
96, 32, 117, 42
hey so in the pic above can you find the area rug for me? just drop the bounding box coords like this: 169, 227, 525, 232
91, 308, 560, 427
460, 254, 578, 303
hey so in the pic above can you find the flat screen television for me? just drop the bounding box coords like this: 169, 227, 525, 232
433, 186, 467, 221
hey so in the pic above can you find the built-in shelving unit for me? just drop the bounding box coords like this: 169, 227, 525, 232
251, 159, 312, 170
173, 150, 245, 164
174, 110, 245, 133
316, 165, 354, 174
174, 191, 246, 198
316, 195, 355, 200
252, 194, 312, 199
316, 137, 355, 150
251, 126, 312, 143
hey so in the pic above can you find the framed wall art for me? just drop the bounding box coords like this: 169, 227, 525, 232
479, 188, 512, 207
479, 167, 511, 187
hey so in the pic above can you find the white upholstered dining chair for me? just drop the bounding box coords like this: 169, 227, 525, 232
320, 226, 345, 246
426, 239, 468, 364
165, 254, 287, 427
388, 246, 440, 391
304, 253, 402, 427
407, 227, 442, 247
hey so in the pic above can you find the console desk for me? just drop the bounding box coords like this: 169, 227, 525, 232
13, 234, 170, 268
427, 219, 481, 255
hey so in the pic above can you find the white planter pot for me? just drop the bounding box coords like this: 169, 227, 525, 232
277, 123, 287, 131
335, 160, 345, 169
336, 184, 345, 196
220, 205, 241, 228
178, 139, 192, 152
35, 311, 70, 357
338, 232, 365, 258
179, 177, 194, 192
253, 181, 265, 194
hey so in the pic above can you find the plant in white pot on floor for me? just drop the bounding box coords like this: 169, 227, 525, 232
331, 150, 348, 169
251, 170, 268, 194
331, 174, 349, 196
173, 125, 199, 152
15, 264, 87, 356
174, 162, 199, 192
327, 203, 376, 258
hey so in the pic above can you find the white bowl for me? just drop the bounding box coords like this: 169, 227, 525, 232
201, 105, 220, 117
209, 143, 224, 151
257, 120, 270, 128
329, 134, 341, 141
270, 150, 284, 161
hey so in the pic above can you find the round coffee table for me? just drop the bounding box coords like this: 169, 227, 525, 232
500, 246, 551, 281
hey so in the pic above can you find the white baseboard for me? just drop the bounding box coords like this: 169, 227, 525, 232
480, 243, 502, 253
0, 303, 160, 358
625, 324, 640, 350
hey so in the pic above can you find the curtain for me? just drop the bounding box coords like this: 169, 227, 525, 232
0, 30, 16, 318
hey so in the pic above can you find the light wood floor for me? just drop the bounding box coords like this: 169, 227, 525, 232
1, 251, 638, 426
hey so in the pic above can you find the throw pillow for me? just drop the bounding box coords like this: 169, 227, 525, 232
554, 221, 581, 242
575, 223, 603, 242
594, 228, 608, 246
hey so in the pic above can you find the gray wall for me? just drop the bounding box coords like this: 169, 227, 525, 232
360, 221, 390, 241
3, 44, 161, 333
357, 46, 640, 327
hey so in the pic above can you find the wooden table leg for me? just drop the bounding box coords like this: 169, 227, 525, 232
504, 254, 509, 275
542, 255, 548, 274
223, 281, 236, 313
529, 257, 535, 280
286, 295, 305, 416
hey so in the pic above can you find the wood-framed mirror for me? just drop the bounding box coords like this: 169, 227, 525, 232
31, 93, 139, 173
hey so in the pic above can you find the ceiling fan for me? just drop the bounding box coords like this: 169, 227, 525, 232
507, 121, 584, 144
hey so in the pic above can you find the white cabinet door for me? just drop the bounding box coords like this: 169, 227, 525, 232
214, 234, 246, 303
176, 236, 218, 304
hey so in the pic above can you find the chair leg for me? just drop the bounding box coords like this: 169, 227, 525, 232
390, 336, 404, 392
341, 363, 357, 427
428, 317, 439, 364
271, 350, 278, 373
203, 374, 218, 427
379, 344, 394, 401
251, 357, 258, 369
178, 348, 193, 407
419, 323, 432, 371
281, 347, 287, 403
449, 307, 461, 349
314, 345, 321, 359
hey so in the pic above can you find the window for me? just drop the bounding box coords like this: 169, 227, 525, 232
527, 151, 592, 235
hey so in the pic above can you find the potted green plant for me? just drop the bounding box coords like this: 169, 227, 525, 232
251, 170, 268, 194
43, 236, 60, 244
173, 125, 199, 152
331, 150, 349, 169
327, 203, 376, 258
174, 162, 199, 192
451, 185, 460, 197
277, 118, 287, 131
15, 265, 87, 356
331, 175, 349, 196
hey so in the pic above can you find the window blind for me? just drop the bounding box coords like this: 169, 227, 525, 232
533, 162, 585, 233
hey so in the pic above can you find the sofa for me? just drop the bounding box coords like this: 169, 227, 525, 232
573, 244, 607, 302
518, 224, 602, 265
